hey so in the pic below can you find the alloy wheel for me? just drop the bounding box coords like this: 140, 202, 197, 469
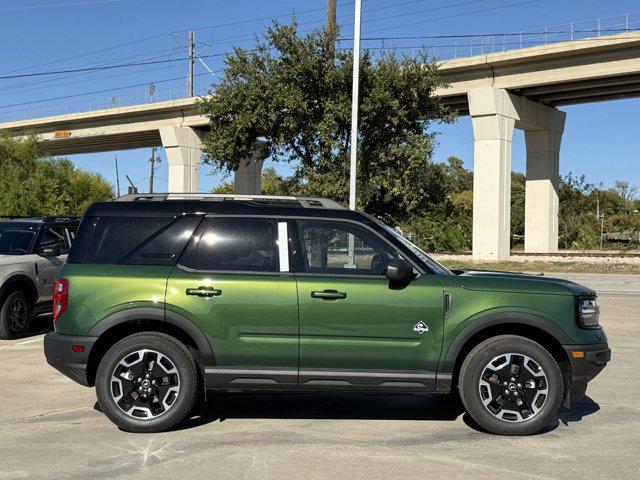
478, 352, 549, 422
110, 349, 181, 420
8, 296, 28, 333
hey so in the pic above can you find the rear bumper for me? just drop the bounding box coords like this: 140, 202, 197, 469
44, 332, 98, 387
563, 341, 611, 401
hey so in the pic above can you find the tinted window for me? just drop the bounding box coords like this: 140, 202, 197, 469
37, 227, 68, 254
185, 217, 279, 272
0, 224, 36, 255
299, 220, 396, 276
121, 216, 202, 265
67, 217, 96, 264
82, 217, 173, 264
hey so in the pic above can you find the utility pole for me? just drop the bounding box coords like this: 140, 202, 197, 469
187, 30, 195, 97
326, 0, 337, 60
348, 0, 362, 211
114, 154, 121, 197
148, 147, 160, 193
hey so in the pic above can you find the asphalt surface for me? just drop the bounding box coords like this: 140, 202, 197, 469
1, 273, 638, 480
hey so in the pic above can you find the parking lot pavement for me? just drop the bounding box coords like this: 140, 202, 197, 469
1, 273, 638, 480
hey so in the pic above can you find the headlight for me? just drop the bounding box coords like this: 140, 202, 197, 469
577, 297, 600, 329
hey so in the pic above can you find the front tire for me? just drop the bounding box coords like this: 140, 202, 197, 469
0, 290, 33, 339
95, 332, 199, 433
459, 335, 563, 436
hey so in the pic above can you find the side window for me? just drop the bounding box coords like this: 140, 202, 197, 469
298, 220, 397, 276
121, 216, 202, 266
185, 217, 280, 272
83, 217, 173, 264
38, 227, 68, 254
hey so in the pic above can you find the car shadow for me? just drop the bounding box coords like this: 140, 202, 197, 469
461, 395, 601, 435
22, 313, 53, 338
172, 392, 466, 432
169, 392, 601, 434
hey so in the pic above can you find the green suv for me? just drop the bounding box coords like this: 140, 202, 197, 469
44, 194, 610, 435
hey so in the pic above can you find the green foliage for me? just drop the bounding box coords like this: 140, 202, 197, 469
199, 20, 452, 224
0, 133, 114, 216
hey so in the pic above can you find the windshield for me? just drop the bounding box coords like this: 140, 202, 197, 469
378, 223, 452, 275
0, 224, 37, 255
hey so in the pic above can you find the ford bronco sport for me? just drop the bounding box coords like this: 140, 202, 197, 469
0, 216, 78, 339
44, 194, 610, 435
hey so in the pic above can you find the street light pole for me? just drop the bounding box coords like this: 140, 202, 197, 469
348, 0, 362, 211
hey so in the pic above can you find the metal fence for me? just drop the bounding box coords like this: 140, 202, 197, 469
429, 12, 640, 60
0, 84, 210, 124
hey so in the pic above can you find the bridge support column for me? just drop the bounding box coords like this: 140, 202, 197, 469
234, 150, 265, 194
468, 87, 567, 260
468, 88, 515, 261
524, 120, 565, 253
159, 126, 202, 193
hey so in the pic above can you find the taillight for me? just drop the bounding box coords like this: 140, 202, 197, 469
53, 278, 69, 321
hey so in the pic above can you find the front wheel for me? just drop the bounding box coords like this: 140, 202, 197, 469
459, 335, 563, 436
0, 291, 33, 339
95, 332, 199, 433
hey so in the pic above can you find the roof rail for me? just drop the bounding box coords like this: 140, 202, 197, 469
0, 215, 80, 222
114, 193, 347, 210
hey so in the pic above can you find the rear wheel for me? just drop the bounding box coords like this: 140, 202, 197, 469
0, 291, 33, 339
459, 335, 563, 436
95, 332, 198, 433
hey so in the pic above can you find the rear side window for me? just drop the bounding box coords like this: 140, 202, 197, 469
183, 217, 279, 272
120, 216, 202, 266
77, 216, 199, 265
67, 218, 96, 263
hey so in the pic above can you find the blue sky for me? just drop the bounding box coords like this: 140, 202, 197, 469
1, 0, 639, 194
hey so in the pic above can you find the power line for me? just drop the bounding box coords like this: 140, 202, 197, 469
0, 52, 231, 81
0, 71, 217, 110
363, 0, 543, 34
0, 1, 355, 76
0, 46, 185, 93
0, 0, 127, 12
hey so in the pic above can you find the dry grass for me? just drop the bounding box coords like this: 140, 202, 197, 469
438, 259, 640, 275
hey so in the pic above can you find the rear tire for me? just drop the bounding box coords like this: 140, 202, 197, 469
95, 332, 199, 433
0, 290, 33, 339
459, 335, 563, 436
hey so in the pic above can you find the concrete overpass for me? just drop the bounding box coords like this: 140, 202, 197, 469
1, 31, 640, 259
0, 97, 264, 196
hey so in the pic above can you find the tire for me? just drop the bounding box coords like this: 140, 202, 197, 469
95, 332, 199, 433
459, 335, 563, 436
0, 290, 33, 339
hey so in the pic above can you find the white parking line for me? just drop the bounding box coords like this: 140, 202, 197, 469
0, 335, 45, 350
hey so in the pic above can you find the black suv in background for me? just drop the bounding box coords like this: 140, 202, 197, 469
0, 216, 79, 338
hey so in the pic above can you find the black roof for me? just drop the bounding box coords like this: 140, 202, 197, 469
85, 195, 372, 222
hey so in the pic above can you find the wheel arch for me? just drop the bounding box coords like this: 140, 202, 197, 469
441, 312, 572, 390
0, 274, 38, 304
85, 307, 215, 387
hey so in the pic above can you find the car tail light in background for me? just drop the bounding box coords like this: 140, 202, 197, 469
53, 278, 69, 321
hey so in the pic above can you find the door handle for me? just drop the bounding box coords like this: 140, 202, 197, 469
311, 290, 347, 300
186, 286, 222, 298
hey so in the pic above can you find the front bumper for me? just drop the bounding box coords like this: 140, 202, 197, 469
563, 341, 611, 401
44, 332, 98, 387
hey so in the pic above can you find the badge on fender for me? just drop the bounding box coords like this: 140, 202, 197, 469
413, 321, 429, 334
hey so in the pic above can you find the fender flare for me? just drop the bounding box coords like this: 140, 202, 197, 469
439, 311, 572, 374
0, 274, 38, 303
88, 307, 216, 366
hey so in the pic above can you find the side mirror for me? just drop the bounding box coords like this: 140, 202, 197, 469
39, 245, 61, 258
386, 258, 416, 283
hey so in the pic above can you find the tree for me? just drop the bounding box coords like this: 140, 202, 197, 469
199, 21, 452, 224
613, 180, 638, 203
0, 133, 114, 216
